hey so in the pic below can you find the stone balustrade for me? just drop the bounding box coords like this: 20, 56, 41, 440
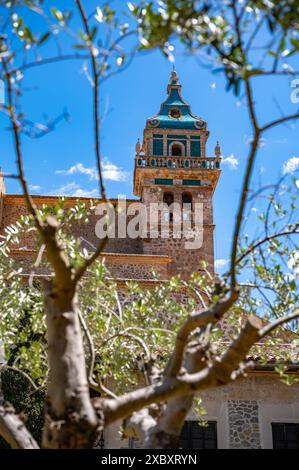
135, 155, 221, 170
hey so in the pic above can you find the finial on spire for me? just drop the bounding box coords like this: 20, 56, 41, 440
170, 67, 179, 84
215, 141, 222, 157
0, 167, 5, 196
135, 138, 141, 155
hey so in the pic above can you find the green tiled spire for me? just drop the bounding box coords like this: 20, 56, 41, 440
146, 70, 207, 130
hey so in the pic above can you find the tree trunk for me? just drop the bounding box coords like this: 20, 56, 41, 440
145, 343, 204, 448
42, 281, 99, 448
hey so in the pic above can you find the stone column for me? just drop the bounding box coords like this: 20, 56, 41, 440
187, 136, 191, 157
163, 134, 167, 156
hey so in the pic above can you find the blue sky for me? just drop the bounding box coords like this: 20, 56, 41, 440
1, 1, 298, 270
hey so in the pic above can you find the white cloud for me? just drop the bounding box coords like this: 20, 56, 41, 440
215, 259, 229, 269
71, 188, 98, 197
56, 163, 97, 180
50, 182, 98, 198
283, 157, 299, 174
222, 154, 239, 170
29, 184, 41, 192
56, 159, 129, 182
102, 159, 129, 182
258, 137, 266, 148
244, 135, 266, 147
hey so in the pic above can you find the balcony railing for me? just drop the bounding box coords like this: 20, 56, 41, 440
135, 155, 221, 170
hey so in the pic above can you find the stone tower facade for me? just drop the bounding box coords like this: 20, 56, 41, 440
0, 71, 222, 283
1, 73, 299, 451
134, 70, 222, 278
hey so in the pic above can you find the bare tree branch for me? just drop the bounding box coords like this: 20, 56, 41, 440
164, 290, 239, 378
230, 130, 261, 288
2, 366, 38, 391
72, 0, 111, 284
2, 60, 44, 234
236, 225, 299, 266
75, 0, 106, 201
78, 309, 95, 383
0, 404, 39, 449
259, 310, 299, 339
261, 112, 299, 133
99, 316, 263, 426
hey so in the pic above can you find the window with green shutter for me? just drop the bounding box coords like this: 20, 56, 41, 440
153, 138, 163, 156
191, 139, 201, 157
154, 178, 173, 185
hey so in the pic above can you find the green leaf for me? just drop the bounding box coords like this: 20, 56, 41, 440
38, 32, 51, 46
50, 7, 64, 22
73, 44, 88, 50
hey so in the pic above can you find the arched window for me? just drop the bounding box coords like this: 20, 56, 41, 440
182, 192, 192, 208
171, 145, 183, 156
182, 192, 192, 221
163, 192, 174, 206
163, 192, 174, 222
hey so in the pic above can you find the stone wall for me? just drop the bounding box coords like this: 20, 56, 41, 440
104, 258, 169, 280
104, 374, 299, 449
227, 400, 261, 449
11, 251, 171, 280
141, 185, 215, 277
0, 196, 143, 254
1, 192, 215, 279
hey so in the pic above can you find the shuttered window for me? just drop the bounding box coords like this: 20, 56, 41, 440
179, 421, 217, 449
153, 138, 163, 156
190, 139, 201, 156
272, 423, 299, 449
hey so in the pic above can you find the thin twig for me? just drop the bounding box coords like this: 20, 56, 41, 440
236, 226, 299, 266
78, 309, 95, 382
259, 310, 299, 339
2, 365, 38, 391
75, 0, 106, 201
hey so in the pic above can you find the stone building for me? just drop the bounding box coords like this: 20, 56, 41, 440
0, 71, 298, 449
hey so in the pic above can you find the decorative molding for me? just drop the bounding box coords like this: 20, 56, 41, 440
10, 249, 172, 265
3, 195, 140, 206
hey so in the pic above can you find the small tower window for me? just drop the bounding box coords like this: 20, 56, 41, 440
182, 192, 192, 221
163, 192, 174, 206
163, 192, 174, 223
182, 192, 192, 207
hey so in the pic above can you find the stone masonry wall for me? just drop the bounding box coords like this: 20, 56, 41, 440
0, 196, 143, 254
141, 185, 215, 277
104, 261, 168, 280
227, 400, 261, 449
10, 253, 170, 280
2, 192, 215, 280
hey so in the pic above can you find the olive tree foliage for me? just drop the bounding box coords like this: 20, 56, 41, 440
0, 0, 298, 449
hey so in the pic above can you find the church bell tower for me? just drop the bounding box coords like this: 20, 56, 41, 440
133, 70, 222, 278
